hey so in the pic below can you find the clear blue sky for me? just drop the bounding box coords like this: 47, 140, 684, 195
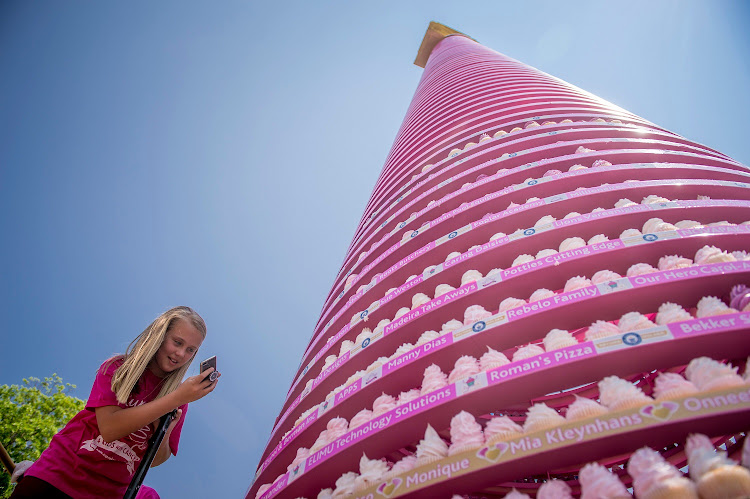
1, 1, 748, 497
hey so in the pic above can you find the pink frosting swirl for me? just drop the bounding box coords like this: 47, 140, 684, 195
529, 288, 555, 302
598, 375, 652, 410
626, 262, 658, 277
480, 347, 510, 371
543, 329, 578, 351
440, 319, 463, 334
564, 275, 592, 292
695, 245, 736, 264
657, 254, 693, 271
696, 296, 736, 318
685, 356, 744, 390
537, 480, 573, 499
350, 409, 373, 428
287, 447, 310, 472
730, 284, 750, 311
355, 454, 389, 489
435, 283, 456, 297
499, 297, 526, 312
655, 302, 692, 325
523, 403, 565, 432
512, 254, 535, 266
448, 355, 480, 383
579, 463, 630, 499
513, 344, 545, 362
619, 228, 642, 239
652, 372, 699, 400
566, 395, 608, 421
461, 269, 483, 285
333, 471, 358, 498
592, 159, 612, 167
628, 447, 694, 498
559, 236, 586, 252
389, 455, 417, 476
585, 320, 621, 341
448, 411, 484, 453
591, 269, 622, 285
484, 416, 522, 440
397, 389, 421, 405
373, 393, 396, 416
421, 364, 448, 395
463, 304, 492, 325
588, 234, 609, 245
618, 311, 656, 333
326, 417, 349, 441
416, 424, 448, 461
411, 293, 431, 309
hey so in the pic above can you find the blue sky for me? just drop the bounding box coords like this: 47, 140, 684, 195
1, 1, 748, 497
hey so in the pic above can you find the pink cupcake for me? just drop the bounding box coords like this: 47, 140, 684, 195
686, 433, 750, 499
461, 269, 483, 285
642, 194, 670, 204
627, 446, 697, 499
730, 284, 750, 312
396, 389, 421, 406
675, 219, 703, 229
484, 416, 523, 444
619, 228, 642, 239
463, 305, 492, 325
658, 254, 694, 271
354, 454, 389, 491
415, 424, 448, 465
617, 311, 656, 333
287, 447, 310, 472
523, 403, 566, 433
411, 293, 431, 309
386, 455, 416, 479
537, 480, 573, 499
696, 296, 737, 318
694, 245, 737, 265
448, 411, 485, 455
585, 320, 621, 341
579, 463, 631, 498
499, 297, 527, 312
598, 376, 653, 411
564, 275, 592, 292
421, 364, 448, 395
479, 347, 510, 371
652, 372, 699, 400
543, 329, 578, 351
685, 357, 745, 391
559, 236, 586, 252
566, 395, 608, 421
587, 234, 609, 245
513, 344, 545, 362
373, 393, 396, 416
626, 262, 658, 277
655, 302, 692, 325
512, 254, 535, 266
435, 283, 456, 298
592, 159, 612, 167
333, 471, 359, 497
591, 269, 622, 285
441, 319, 464, 334
416, 330, 439, 345
615, 198, 637, 208
310, 429, 330, 452
536, 248, 558, 259
350, 409, 374, 428
529, 288, 556, 302
448, 355, 480, 383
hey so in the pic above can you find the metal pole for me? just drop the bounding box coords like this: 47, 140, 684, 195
123, 409, 176, 499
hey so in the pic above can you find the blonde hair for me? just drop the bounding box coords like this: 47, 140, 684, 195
110, 306, 207, 404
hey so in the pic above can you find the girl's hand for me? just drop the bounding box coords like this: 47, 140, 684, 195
174, 368, 220, 405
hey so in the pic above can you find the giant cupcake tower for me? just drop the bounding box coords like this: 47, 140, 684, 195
248, 23, 750, 499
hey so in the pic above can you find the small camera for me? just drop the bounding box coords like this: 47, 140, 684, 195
200, 356, 218, 382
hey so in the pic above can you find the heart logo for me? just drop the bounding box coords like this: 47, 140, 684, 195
377, 478, 402, 497
640, 401, 678, 421
476, 441, 509, 462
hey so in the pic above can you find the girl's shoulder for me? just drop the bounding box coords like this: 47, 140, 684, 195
98, 355, 126, 376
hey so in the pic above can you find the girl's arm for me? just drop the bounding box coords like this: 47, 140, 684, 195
95, 368, 217, 443
151, 409, 183, 467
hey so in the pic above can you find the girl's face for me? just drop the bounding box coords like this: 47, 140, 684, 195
149, 319, 204, 378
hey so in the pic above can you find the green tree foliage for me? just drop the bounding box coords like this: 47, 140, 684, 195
0, 375, 84, 498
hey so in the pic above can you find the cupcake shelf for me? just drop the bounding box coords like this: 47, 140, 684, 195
255, 261, 750, 484
309, 174, 749, 362
303, 182, 749, 381
276, 222, 750, 439
253, 331, 750, 498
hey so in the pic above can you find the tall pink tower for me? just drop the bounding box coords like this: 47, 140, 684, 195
250, 23, 750, 498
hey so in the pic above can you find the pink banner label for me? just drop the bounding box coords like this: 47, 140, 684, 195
305, 385, 456, 472
382, 334, 453, 375
335, 378, 363, 405
629, 261, 750, 288
487, 342, 596, 384
669, 312, 750, 339
312, 351, 350, 388
505, 286, 599, 321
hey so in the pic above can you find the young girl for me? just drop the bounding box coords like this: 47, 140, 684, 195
10, 306, 219, 499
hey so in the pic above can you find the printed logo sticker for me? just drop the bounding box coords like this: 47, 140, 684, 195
621, 332, 642, 346
287, 460, 306, 483
472, 321, 487, 333
456, 372, 488, 396
448, 231, 458, 239
377, 478, 402, 497
523, 228, 535, 236
476, 441, 510, 463
527, 179, 538, 186
640, 401, 679, 421
595, 277, 633, 295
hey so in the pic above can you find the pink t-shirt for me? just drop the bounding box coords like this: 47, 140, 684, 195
26, 358, 187, 498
